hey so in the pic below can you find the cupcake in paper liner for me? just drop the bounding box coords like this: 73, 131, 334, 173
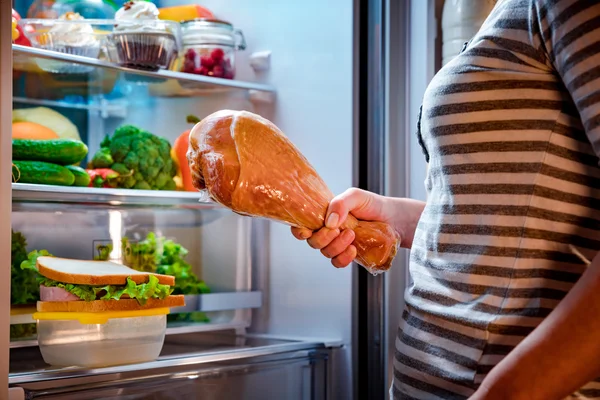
36, 12, 101, 74
107, 1, 180, 74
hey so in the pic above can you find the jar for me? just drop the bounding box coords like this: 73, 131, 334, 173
180, 19, 246, 80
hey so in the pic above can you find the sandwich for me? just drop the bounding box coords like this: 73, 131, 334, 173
22, 253, 185, 312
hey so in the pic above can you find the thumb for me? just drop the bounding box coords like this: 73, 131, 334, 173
325, 188, 374, 229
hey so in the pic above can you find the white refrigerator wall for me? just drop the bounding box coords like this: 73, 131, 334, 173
121, 0, 355, 397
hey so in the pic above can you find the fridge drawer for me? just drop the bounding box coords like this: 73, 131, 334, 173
16, 351, 328, 400
11, 333, 338, 400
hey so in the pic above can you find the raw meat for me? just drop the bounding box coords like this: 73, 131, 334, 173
187, 110, 399, 274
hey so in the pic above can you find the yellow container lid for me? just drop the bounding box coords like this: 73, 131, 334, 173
33, 307, 170, 325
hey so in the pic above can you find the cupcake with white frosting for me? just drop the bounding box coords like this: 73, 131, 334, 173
107, 1, 180, 72
38, 12, 101, 73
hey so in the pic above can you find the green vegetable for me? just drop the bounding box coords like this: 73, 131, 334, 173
121, 233, 159, 272
10, 323, 37, 340
12, 161, 75, 186
10, 230, 38, 305
89, 125, 177, 190
12, 138, 88, 165
168, 312, 210, 324
94, 243, 113, 261
66, 165, 91, 187
22, 251, 172, 305
91, 147, 113, 168
121, 232, 210, 296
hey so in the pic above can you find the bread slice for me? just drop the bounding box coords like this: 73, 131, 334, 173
36, 256, 175, 286
36, 295, 185, 313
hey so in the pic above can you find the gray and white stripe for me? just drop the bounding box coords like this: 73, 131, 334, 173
393, 0, 600, 398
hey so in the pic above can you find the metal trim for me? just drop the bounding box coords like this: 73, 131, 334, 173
171, 291, 263, 313
384, 0, 411, 395
353, 0, 388, 399
9, 341, 327, 385
11, 183, 222, 209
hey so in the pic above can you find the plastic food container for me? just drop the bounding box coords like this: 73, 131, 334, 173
105, 20, 181, 73
34, 307, 169, 368
18, 18, 113, 74
180, 19, 246, 80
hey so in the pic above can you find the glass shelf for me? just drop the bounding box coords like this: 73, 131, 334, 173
12, 183, 221, 209
13, 45, 276, 95
13, 96, 128, 118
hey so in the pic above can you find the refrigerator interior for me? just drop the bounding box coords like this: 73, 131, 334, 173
6, 0, 355, 398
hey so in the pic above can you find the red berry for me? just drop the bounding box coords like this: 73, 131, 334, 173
211, 48, 225, 62
223, 71, 234, 79
200, 56, 214, 68
199, 67, 209, 75
212, 65, 224, 78
182, 59, 195, 72
185, 48, 196, 60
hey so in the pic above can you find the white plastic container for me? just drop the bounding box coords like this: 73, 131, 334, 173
441, 0, 497, 66
34, 308, 169, 368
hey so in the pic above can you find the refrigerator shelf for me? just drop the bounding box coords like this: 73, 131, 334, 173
12, 183, 223, 209
10, 291, 263, 348
13, 96, 128, 119
13, 45, 276, 95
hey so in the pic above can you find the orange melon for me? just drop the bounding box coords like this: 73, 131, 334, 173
12, 121, 59, 140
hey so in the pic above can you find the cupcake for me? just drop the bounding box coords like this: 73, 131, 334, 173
107, 1, 179, 72
44, 12, 99, 56
37, 12, 100, 73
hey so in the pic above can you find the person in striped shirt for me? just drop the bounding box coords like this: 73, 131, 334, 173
292, 0, 600, 399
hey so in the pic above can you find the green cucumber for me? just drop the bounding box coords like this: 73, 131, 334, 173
66, 165, 91, 187
12, 139, 88, 166
12, 161, 75, 186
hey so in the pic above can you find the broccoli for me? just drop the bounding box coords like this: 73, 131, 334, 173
89, 125, 177, 190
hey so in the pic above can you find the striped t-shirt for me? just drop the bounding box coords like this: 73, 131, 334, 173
393, 0, 600, 398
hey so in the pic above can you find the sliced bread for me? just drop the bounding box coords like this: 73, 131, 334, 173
36, 256, 175, 286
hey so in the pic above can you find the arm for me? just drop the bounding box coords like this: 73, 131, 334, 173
471, 253, 600, 400
472, 1, 600, 398
291, 188, 425, 268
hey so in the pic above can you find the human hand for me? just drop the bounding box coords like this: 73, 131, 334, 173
291, 188, 403, 268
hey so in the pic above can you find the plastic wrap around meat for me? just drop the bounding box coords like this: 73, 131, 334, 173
187, 110, 399, 274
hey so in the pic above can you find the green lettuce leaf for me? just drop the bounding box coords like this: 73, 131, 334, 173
120, 232, 211, 296
10, 323, 37, 340
11, 231, 39, 305
22, 252, 173, 305
20, 249, 53, 274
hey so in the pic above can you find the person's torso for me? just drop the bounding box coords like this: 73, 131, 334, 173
393, 1, 600, 398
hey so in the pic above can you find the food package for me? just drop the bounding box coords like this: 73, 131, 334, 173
187, 110, 400, 275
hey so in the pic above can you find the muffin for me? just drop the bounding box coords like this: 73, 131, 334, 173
38, 12, 100, 73
107, 1, 179, 72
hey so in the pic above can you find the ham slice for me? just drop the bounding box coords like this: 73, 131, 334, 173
40, 285, 80, 302
187, 110, 400, 274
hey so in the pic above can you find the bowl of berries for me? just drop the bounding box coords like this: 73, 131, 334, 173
179, 19, 246, 88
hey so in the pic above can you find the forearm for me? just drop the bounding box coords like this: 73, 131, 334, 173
385, 197, 425, 249
472, 252, 600, 400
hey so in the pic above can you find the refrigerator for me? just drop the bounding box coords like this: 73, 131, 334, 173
0, 0, 443, 399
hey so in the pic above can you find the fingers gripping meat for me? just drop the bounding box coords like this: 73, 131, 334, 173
187, 110, 399, 274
